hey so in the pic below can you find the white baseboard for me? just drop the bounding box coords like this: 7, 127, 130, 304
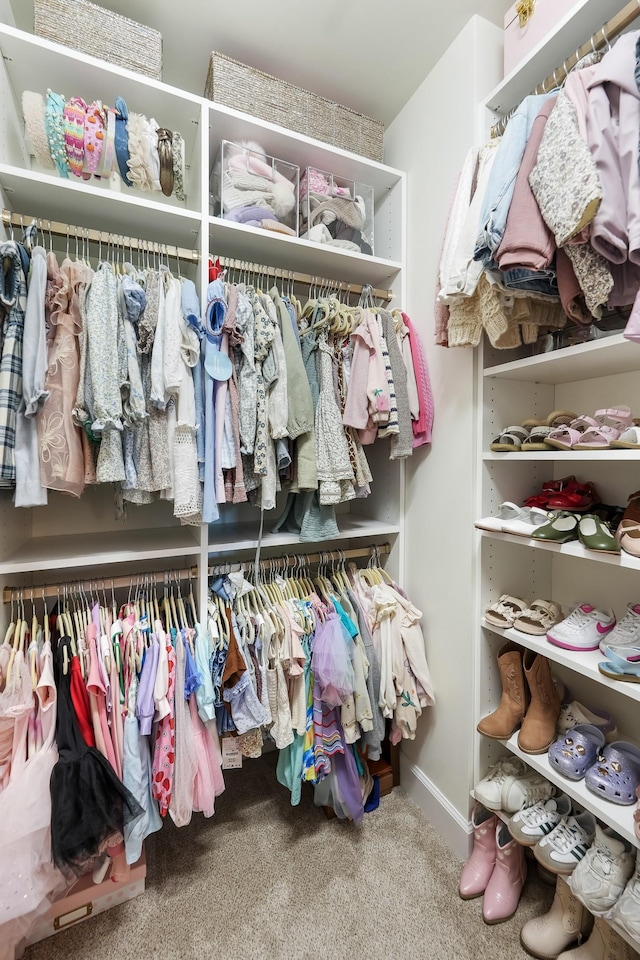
400, 755, 472, 861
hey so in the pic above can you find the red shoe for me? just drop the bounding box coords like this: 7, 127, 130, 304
524, 476, 577, 510
546, 480, 600, 513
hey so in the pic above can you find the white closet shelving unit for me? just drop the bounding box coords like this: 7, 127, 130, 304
0, 20, 407, 625
474, 2, 640, 953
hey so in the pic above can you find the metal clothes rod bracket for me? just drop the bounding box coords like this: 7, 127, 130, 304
1, 209, 200, 264
2, 566, 198, 604
214, 254, 394, 304
206, 542, 391, 577
491, 0, 640, 138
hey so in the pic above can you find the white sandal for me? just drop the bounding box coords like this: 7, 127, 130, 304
490, 425, 529, 452
513, 600, 563, 636
485, 595, 530, 628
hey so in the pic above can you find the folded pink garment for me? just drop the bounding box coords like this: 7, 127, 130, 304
228, 151, 294, 188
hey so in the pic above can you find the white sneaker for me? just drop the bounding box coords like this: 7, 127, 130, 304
509, 794, 572, 846
533, 813, 596, 875
547, 603, 616, 652
502, 769, 557, 813
474, 756, 527, 810
611, 852, 640, 940
557, 701, 618, 742
569, 825, 635, 915
599, 602, 640, 653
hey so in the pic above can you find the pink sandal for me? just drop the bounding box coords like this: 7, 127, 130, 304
544, 415, 598, 450
574, 406, 633, 450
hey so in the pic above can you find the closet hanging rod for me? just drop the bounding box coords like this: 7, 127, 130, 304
1, 209, 200, 264
490, 0, 640, 138
2, 567, 197, 604
206, 542, 391, 577
213, 254, 394, 304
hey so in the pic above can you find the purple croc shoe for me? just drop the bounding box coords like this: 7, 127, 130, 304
585, 741, 640, 805
549, 724, 606, 781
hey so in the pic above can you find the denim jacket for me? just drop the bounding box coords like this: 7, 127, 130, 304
474, 94, 553, 267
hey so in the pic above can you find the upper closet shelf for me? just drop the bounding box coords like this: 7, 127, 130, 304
484, 335, 638, 384
209, 217, 401, 288
0, 526, 201, 575
208, 102, 403, 202
0, 165, 202, 247
0, 24, 203, 134
208, 517, 400, 555
484, 0, 627, 118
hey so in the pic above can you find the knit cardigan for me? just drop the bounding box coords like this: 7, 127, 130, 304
402, 313, 433, 447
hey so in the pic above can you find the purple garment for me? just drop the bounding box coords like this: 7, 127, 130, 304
136, 637, 159, 735
183, 637, 202, 699
332, 743, 365, 825
224, 206, 278, 225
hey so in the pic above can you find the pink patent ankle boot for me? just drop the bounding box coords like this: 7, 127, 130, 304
459, 804, 498, 900
482, 823, 527, 924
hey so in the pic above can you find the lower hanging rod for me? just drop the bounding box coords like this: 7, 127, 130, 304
213, 254, 394, 303
2, 566, 198, 604
207, 542, 391, 577
2, 209, 200, 264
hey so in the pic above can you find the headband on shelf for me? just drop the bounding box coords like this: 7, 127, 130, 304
157, 128, 174, 197
114, 96, 132, 187
22, 91, 54, 171
83, 100, 105, 177
63, 96, 89, 179
172, 130, 186, 201
44, 89, 69, 178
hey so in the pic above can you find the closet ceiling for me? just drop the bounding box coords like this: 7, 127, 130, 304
12, 0, 512, 124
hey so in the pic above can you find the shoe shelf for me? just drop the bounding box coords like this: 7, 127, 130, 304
482, 450, 640, 462
208, 217, 402, 289
207, 516, 400, 555
504, 734, 639, 849
483, 335, 637, 385
478, 529, 640, 572
481, 620, 640, 707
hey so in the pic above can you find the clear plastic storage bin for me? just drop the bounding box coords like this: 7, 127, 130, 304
300, 167, 374, 256
211, 140, 299, 236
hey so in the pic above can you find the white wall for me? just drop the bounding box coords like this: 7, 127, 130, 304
384, 15, 502, 859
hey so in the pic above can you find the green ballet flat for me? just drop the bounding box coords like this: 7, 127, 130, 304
530, 511, 579, 543
578, 514, 620, 554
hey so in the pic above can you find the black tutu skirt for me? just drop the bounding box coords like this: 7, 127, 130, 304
50, 637, 143, 875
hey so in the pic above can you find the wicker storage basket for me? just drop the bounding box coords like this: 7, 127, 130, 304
205, 52, 383, 162
34, 0, 162, 81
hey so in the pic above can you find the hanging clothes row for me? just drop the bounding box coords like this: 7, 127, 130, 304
202, 260, 433, 537
0, 547, 433, 958
434, 29, 640, 351
0, 213, 433, 537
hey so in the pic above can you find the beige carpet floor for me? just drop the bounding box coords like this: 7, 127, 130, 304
25, 757, 554, 960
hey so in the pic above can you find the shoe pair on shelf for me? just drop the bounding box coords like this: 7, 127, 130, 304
544, 406, 635, 451
490, 411, 576, 452
459, 802, 527, 924
531, 512, 620, 554
549, 726, 640, 807
520, 876, 638, 960
485, 595, 563, 635
525, 476, 601, 513
477, 643, 561, 754
548, 601, 640, 682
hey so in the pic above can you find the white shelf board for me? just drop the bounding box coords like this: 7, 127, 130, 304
482, 619, 640, 707
0, 526, 201, 575
482, 450, 640, 462
504, 733, 639, 849
484, 0, 629, 118
0, 165, 202, 247
209, 101, 402, 201
479, 529, 640, 572
483, 335, 638, 385
0, 24, 203, 135
209, 217, 401, 289
208, 517, 400, 554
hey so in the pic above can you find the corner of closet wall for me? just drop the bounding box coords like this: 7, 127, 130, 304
383, 14, 503, 860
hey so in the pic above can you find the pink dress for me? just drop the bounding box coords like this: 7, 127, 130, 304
152, 638, 176, 817
190, 695, 224, 817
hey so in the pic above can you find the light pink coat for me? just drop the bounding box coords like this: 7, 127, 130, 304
586, 32, 640, 265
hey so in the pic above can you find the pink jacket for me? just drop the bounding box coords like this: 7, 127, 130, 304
586, 33, 640, 265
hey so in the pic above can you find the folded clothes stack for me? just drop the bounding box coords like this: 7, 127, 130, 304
220, 140, 298, 236
300, 167, 374, 255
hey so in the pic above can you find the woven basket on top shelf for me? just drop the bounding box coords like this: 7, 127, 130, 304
205, 52, 384, 162
34, 0, 162, 81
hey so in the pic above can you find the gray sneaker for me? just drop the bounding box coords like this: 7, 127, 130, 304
533, 812, 596, 875
509, 794, 572, 846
